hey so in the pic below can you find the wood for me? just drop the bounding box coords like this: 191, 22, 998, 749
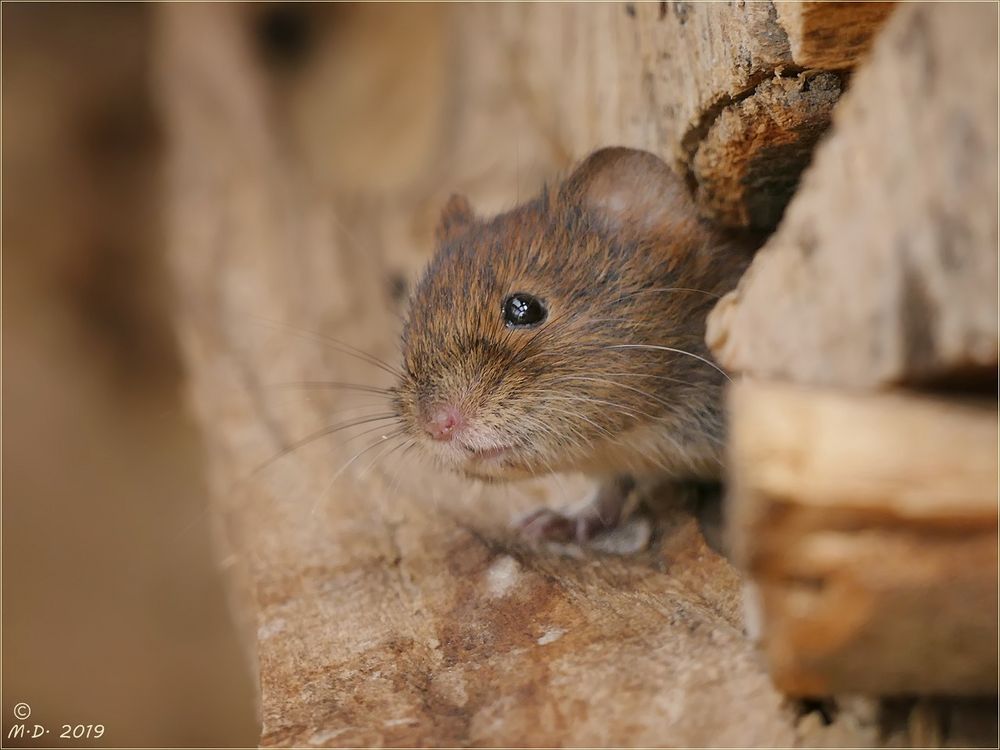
691, 71, 842, 229
727, 381, 999, 696
635, 1, 890, 227
708, 2, 999, 387
775, 2, 895, 69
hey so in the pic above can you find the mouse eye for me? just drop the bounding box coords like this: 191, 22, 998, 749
502, 292, 547, 328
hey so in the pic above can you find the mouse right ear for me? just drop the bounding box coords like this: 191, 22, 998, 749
561, 147, 698, 234
436, 194, 476, 243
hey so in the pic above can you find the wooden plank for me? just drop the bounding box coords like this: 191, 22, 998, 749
708, 3, 999, 387
727, 381, 999, 696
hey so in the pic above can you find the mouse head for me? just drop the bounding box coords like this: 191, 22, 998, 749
394, 148, 740, 481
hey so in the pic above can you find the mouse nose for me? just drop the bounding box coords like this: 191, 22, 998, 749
424, 404, 464, 442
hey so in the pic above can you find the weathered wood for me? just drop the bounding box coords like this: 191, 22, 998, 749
691, 71, 842, 229
707, 2, 999, 387
728, 381, 999, 696
775, 2, 895, 69
636, 1, 890, 228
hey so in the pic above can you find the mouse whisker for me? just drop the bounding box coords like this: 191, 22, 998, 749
345, 419, 406, 444
548, 375, 687, 416
321, 428, 409, 491
613, 286, 723, 303
564, 370, 703, 389
357, 431, 412, 480
536, 397, 624, 441
604, 344, 732, 383
514, 413, 582, 458
544, 393, 653, 424
248, 314, 403, 378
264, 380, 395, 397
527, 429, 593, 470
307, 435, 402, 519
601, 371, 716, 390
382, 438, 420, 495
520, 411, 592, 455
248, 414, 401, 480
571, 317, 637, 325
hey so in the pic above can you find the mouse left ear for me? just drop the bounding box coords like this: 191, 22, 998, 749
561, 147, 698, 233
436, 193, 476, 243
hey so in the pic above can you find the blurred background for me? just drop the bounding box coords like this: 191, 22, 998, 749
3, 4, 258, 746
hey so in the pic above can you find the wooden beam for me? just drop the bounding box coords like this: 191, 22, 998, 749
727, 381, 999, 696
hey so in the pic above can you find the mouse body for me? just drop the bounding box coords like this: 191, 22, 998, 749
394, 147, 750, 541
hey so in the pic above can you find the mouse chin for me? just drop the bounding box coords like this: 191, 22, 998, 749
416, 433, 543, 481
447, 447, 539, 481
460, 460, 537, 482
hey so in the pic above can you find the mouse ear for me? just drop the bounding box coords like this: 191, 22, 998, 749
561, 147, 697, 233
436, 194, 476, 243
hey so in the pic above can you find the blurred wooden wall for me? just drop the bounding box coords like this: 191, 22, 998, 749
2, 4, 257, 746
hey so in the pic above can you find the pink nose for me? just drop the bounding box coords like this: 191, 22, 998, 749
424, 404, 464, 441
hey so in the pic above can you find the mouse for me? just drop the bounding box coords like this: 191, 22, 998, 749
392, 147, 751, 543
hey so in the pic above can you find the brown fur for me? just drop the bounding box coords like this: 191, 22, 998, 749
395, 148, 751, 484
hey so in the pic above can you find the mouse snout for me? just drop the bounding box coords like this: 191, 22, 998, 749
423, 403, 466, 442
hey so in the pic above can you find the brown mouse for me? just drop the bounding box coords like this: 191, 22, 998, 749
393, 147, 751, 542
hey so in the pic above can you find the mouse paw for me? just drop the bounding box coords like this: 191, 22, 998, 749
515, 475, 636, 544
515, 506, 609, 544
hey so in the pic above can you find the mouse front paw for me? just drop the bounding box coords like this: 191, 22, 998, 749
514, 475, 636, 544
515, 506, 610, 544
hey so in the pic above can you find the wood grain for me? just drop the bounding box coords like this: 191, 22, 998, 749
775, 2, 894, 69
727, 381, 998, 696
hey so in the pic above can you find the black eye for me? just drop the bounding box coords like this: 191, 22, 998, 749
502, 292, 547, 328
